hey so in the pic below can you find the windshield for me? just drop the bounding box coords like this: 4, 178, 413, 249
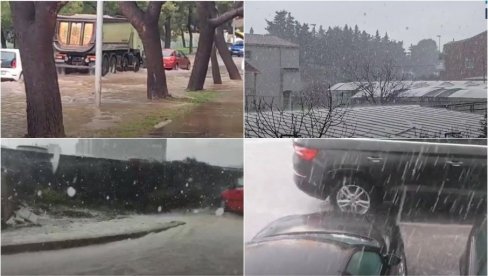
246, 239, 349, 275
162, 50, 174, 57
267, 232, 380, 248
1, 51, 15, 62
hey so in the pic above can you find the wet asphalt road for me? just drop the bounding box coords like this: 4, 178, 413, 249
1, 212, 243, 275
244, 139, 481, 275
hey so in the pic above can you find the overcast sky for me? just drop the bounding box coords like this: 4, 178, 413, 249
245, 1, 486, 50
1, 139, 243, 168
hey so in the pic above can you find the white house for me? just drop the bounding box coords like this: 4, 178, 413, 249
245, 34, 301, 110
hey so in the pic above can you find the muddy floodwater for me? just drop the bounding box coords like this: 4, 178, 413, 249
1, 57, 243, 138
149, 83, 243, 138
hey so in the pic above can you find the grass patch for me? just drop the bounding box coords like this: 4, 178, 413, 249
97, 105, 193, 137
185, 91, 217, 104
95, 94, 216, 137
91, 91, 218, 137
175, 47, 193, 55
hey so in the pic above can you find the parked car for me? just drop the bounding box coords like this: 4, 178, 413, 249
229, 40, 243, 57
293, 139, 487, 214
1, 49, 23, 81
246, 211, 407, 275
221, 177, 243, 213
161, 49, 191, 70
459, 216, 487, 275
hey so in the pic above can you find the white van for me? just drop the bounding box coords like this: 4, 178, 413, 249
1, 49, 23, 81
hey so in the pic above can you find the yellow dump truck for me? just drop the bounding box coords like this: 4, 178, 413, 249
53, 14, 144, 76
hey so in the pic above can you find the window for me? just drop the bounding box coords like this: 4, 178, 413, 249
283, 90, 291, 110
82, 23, 94, 46
345, 250, 383, 275
69, 23, 82, 45
58, 22, 69, 44
465, 57, 475, 69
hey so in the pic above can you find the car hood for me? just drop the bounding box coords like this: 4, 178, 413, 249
253, 211, 390, 249
246, 238, 351, 275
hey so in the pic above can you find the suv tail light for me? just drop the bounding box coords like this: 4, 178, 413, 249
293, 145, 318, 161
11, 59, 16, 69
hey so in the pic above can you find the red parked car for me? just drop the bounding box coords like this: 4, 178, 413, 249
221, 178, 243, 213
161, 49, 191, 70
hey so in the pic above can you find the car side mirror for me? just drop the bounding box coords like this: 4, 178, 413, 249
385, 254, 402, 266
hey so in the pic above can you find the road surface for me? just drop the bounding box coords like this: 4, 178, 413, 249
244, 139, 477, 275
2, 212, 243, 275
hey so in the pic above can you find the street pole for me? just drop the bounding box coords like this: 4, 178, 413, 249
232, 0, 236, 43
437, 35, 441, 52
95, 0, 103, 107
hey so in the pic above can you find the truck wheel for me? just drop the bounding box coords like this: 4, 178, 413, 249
122, 55, 129, 71
109, 55, 117, 74
102, 54, 109, 76
133, 56, 141, 72
330, 176, 378, 214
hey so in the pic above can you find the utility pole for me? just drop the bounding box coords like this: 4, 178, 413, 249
437, 35, 441, 52
95, 0, 103, 107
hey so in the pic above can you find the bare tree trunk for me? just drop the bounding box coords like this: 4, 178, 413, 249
211, 44, 222, 84
187, 2, 214, 91
11, 1, 66, 137
181, 29, 186, 48
187, 5, 193, 54
119, 2, 169, 99
215, 26, 241, 80
1, 29, 6, 48
187, 2, 243, 91
164, 16, 171, 49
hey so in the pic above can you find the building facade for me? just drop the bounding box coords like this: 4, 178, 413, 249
245, 34, 301, 110
75, 139, 167, 162
441, 31, 487, 80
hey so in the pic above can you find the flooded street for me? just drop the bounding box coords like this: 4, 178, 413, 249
149, 82, 243, 137
1, 56, 243, 138
2, 212, 243, 275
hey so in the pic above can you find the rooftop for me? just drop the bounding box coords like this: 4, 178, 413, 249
245, 34, 299, 48
246, 105, 484, 138
331, 81, 487, 99
444, 31, 487, 46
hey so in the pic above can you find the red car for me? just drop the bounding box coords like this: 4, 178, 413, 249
161, 49, 191, 70
221, 178, 243, 213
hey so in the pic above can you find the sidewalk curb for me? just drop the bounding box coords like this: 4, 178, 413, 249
1, 220, 185, 255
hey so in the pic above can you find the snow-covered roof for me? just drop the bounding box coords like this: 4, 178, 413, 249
331, 81, 487, 99
245, 34, 299, 48
330, 82, 360, 91
246, 105, 484, 138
